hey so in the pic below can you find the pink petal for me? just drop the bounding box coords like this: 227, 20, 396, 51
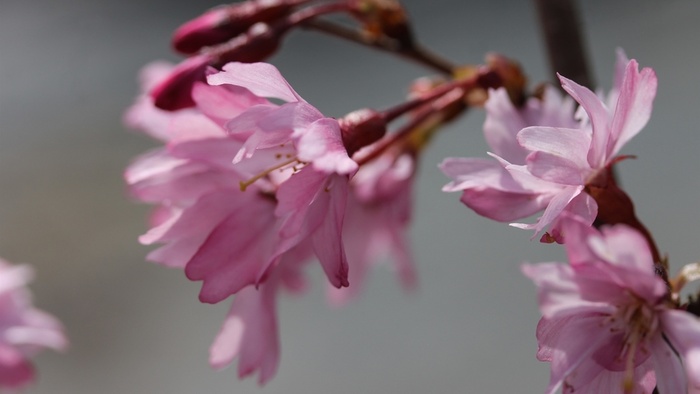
440, 157, 525, 192
535, 313, 617, 394
0, 344, 35, 389
518, 126, 591, 184
661, 310, 700, 391
461, 187, 548, 222
309, 175, 350, 288
192, 82, 269, 125
558, 74, 611, 169
522, 263, 611, 319
609, 60, 657, 157
297, 118, 357, 175
208, 62, 304, 103
483, 88, 530, 163
514, 186, 583, 235
185, 195, 279, 303
209, 284, 279, 385
650, 332, 687, 394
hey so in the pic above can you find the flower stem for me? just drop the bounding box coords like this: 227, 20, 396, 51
301, 18, 456, 75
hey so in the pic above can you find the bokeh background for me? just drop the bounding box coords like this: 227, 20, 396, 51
1, 0, 699, 393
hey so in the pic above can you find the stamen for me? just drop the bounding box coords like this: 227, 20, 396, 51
239, 157, 299, 191
622, 329, 640, 393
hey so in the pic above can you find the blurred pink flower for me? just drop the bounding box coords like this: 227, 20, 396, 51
0, 259, 67, 389
522, 217, 700, 394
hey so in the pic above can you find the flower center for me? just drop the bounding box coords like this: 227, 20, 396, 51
239, 155, 304, 191
598, 297, 659, 393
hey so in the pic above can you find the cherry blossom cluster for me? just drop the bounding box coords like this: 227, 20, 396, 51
124, 0, 700, 392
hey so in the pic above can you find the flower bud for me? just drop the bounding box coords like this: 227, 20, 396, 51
213, 22, 283, 65
172, 0, 310, 54
151, 55, 210, 111
339, 108, 387, 156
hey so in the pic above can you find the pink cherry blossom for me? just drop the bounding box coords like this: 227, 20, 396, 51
441, 53, 656, 240
0, 259, 67, 389
440, 84, 586, 239
125, 64, 316, 382
522, 217, 700, 393
126, 59, 426, 383
208, 61, 358, 288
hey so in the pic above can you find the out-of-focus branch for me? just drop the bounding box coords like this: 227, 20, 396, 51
534, 0, 593, 88
302, 18, 456, 75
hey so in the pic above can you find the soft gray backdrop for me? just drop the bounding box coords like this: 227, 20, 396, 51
1, 0, 699, 393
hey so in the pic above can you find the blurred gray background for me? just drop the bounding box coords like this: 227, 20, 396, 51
1, 0, 699, 393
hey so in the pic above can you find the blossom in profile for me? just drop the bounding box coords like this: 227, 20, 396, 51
0, 259, 67, 389
208, 61, 359, 289
522, 217, 700, 393
441, 53, 656, 241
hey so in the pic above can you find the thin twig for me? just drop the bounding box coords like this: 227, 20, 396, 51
301, 18, 456, 75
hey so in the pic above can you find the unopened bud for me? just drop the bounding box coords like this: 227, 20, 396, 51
213, 22, 283, 65
151, 55, 210, 111
173, 0, 311, 54
339, 109, 387, 156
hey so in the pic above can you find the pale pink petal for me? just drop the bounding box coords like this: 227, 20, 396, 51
483, 88, 530, 163
518, 126, 591, 184
297, 118, 357, 175
440, 157, 525, 192
146, 236, 206, 268
139, 191, 237, 245
535, 314, 617, 394
209, 284, 279, 386
612, 49, 630, 94
565, 361, 655, 394
661, 310, 700, 391
650, 333, 687, 394
185, 195, 279, 303
191, 82, 269, 125
518, 186, 583, 235
521, 263, 612, 319
208, 62, 304, 103
545, 193, 597, 243
462, 188, 549, 222
535, 85, 579, 130
608, 60, 658, 157
558, 74, 611, 169
309, 175, 350, 288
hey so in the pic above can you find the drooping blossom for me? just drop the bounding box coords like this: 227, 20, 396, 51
522, 216, 700, 393
126, 60, 420, 383
0, 259, 67, 389
125, 62, 316, 382
441, 52, 656, 240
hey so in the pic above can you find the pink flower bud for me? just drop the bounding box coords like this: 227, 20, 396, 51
172, 0, 310, 54
151, 55, 210, 111
339, 108, 387, 156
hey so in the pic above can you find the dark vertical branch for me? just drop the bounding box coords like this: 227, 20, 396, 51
534, 0, 593, 88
